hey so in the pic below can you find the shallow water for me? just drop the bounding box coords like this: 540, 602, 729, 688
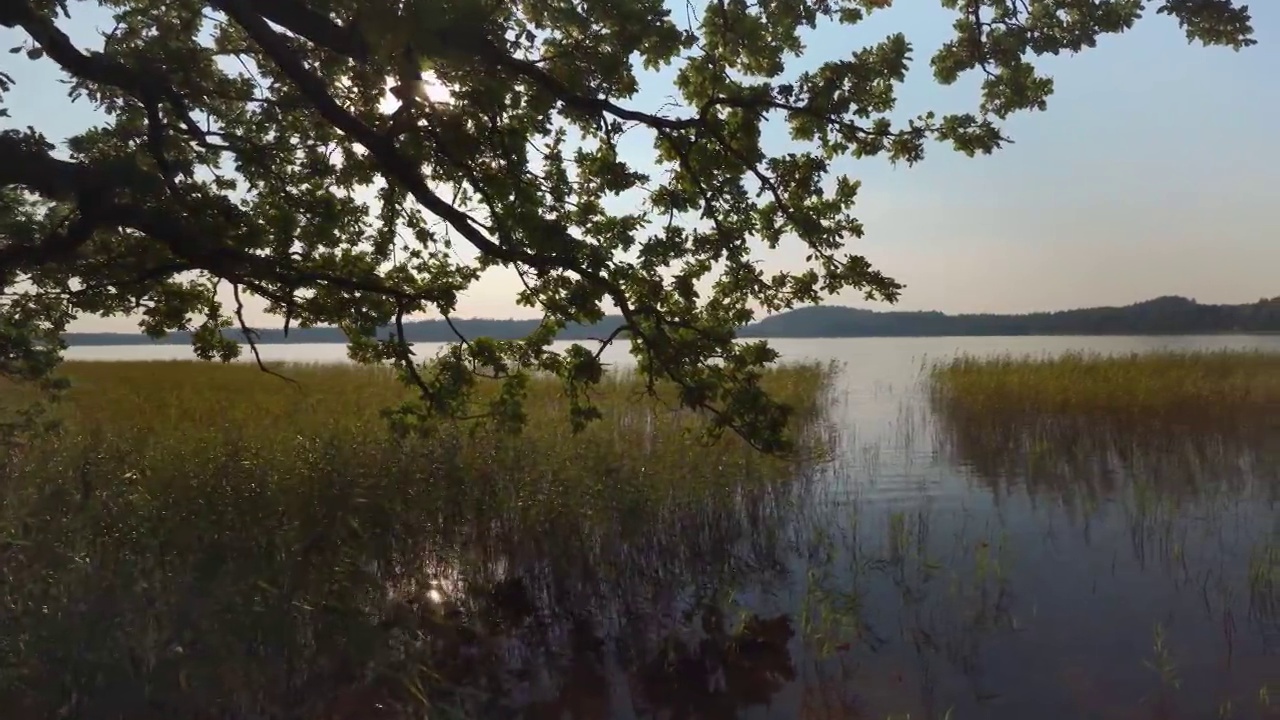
66, 336, 1280, 719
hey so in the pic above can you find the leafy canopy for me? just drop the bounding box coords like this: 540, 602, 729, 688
0, 0, 1256, 450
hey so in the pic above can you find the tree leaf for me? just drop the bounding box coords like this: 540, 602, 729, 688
0, 0, 1257, 452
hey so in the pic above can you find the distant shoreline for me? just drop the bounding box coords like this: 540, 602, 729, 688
64, 330, 1280, 346
64, 295, 1280, 346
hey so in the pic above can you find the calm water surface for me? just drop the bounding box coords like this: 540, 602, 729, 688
66, 337, 1280, 719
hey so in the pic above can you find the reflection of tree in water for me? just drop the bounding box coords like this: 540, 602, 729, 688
513, 604, 797, 720
630, 607, 795, 719
460, 406, 1280, 720
518, 616, 610, 719
323, 482, 811, 719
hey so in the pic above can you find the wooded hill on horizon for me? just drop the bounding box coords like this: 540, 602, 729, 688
66, 295, 1280, 345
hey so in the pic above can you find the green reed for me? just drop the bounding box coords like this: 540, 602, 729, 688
0, 359, 835, 719
928, 349, 1280, 418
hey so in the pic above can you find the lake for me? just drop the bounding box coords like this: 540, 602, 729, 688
63, 336, 1280, 719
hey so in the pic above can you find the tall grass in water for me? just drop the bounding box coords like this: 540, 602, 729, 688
928, 350, 1280, 418
0, 360, 835, 719
927, 350, 1280, 506
924, 350, 1280, 717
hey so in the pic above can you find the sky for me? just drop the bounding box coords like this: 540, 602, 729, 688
2, 2, 1278, 333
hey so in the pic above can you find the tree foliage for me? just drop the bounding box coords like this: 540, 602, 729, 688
0, 0, 1256, 450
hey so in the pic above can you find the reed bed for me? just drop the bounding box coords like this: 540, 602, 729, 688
0, 359, 835, 719
928, 349, 1280, 418
927, 350, 1280, 509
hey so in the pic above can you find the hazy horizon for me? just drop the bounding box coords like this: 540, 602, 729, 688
4, 3, 1277, 335
57, 293, 1272, 335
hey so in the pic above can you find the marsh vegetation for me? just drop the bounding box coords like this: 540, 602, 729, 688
0, 360, 834, 718
928, 350, 1280, 418
2, 346, 1279, 719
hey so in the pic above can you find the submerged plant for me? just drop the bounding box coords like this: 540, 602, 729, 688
1144, 621, 1182, 691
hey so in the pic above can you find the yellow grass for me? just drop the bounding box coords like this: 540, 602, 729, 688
928, 350, 1280, 417
927, 350, 1280, 512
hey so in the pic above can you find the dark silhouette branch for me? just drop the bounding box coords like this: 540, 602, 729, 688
231, 282, 298, 386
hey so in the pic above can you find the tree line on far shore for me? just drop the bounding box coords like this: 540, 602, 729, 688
65, 295, 1280, 346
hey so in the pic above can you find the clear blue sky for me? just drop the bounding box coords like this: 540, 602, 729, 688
2, 3, 1277, 331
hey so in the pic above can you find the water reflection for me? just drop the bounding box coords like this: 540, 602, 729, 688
22, 339, 1280, 719
384, 381, 1280, 719
920, 398, 1280, 718
933, 403, 1280, 507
